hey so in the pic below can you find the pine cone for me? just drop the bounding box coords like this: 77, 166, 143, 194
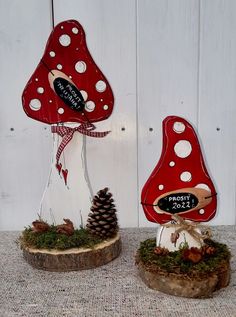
86, 188, 118, 239
32, 220, 50, 233
56, 219, 74, 236
202, 245, 216, 256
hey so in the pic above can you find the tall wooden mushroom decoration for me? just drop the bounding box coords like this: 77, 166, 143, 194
136, 116, 231, 298
22, 20, 114, 228
20, 20, 121, 272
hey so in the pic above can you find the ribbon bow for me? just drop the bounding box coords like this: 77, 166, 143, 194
163, 214, 212, 245
51, 122, 110, 172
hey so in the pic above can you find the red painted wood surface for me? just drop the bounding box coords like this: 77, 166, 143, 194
141, 116, 217, 224
22, 20, 114, 124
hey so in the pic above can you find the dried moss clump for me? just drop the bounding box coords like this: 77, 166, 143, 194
137, 238, 231, 278
20, 226, 103, 250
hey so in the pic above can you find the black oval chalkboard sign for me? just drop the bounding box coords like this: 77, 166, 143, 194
53, 77, 85, 112
158, 193, 198, 214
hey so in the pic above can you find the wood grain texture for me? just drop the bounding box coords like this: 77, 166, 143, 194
136, 256, 230, 298
22, 234, 121, 271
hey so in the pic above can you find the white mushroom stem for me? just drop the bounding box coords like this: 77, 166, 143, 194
39, 123, 93, 228
156, 222, 203, 252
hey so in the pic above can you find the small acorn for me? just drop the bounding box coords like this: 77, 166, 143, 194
182, 247, 202, 263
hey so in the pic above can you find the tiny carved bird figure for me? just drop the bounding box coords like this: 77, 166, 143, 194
56, 219, 74, 236
32, 220, 50, 233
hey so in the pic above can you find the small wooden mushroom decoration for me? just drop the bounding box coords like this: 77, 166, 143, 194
136, 116, 230, 298
141, 116, 217, 250
22, 20, 114, 227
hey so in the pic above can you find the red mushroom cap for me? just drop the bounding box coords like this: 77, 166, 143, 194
141, 116, 217, 224
22, 20, 114, 124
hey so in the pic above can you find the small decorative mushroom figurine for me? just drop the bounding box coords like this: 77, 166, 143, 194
22, 20, 114, 227
141, 116, 217, 251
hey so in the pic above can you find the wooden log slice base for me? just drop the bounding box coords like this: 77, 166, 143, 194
136, 253, 230, 298
22, 234, 121, 271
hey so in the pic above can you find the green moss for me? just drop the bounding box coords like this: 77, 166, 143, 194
137, 238, 231, 278
20, 226, 103, 250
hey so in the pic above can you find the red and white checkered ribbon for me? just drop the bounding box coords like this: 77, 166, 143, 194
51, 122, 110, 165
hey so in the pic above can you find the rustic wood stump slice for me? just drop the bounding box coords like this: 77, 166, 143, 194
22, 234, 121, 271
136, 253, 230, 298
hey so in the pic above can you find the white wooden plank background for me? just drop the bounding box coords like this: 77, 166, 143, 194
0, 0, 235, 230
137, 0, 200, 226
0, 0, 53, 230
198, 0, 236, 226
